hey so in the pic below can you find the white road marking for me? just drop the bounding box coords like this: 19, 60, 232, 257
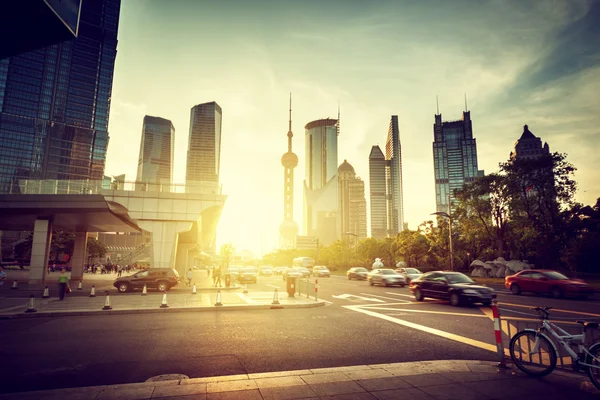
344, 304, 496, 353
357, 307, 489, 318
0, 305, 25, 313
236, 293, 256, 304
332, 294, 385, 303
320, 299, 334, 304
384, 292, 415, 298
265, 284, 281, 289
360, 293, 409, 302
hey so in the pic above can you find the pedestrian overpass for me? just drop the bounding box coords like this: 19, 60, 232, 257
0, 179, 226, 285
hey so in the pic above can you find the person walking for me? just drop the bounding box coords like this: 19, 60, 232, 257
58, 268, 69, 301
117, 264, 123, 277
186, 269, 193, 287
214, 266, 222, 288
0, 266, 7, 288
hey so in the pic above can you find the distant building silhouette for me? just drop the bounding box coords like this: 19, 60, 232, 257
338, 160, 367, 241
368, 145, 387, 239
136, 116, 175, 191
186, 102, 222, 190
279, 95, 299, 249
510, 124, 550, 160
433, 108, 484, 213
303, 118, 338, 246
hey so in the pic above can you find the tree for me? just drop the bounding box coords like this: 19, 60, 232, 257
396, 230, 429, 267
86, 237, 106, 258
219, 243, 235, 269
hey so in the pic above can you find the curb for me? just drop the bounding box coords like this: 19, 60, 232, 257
0, 301, 325, 319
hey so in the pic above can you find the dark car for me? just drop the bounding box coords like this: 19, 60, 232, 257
114, 268, 180, 293
238, 267, 258, 284
410, 271, 496, 306
505, 269, 593, 299
347, 267, 368, 280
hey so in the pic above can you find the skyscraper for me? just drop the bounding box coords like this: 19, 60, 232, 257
385, 116, 405, 234
186, 101, 222, 190
279, 94, 299, 248
136, 116, 175, 190
433, 107, 484, 213
338, 160, 367, 241
0, 0, 120, 193
303, 118, 338, 245
510, 124, 550, 161
368, 145, 387, 239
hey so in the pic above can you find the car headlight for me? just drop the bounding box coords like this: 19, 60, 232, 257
462, 289, 478, 295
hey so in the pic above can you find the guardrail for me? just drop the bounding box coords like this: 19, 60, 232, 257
297, 278, 317, 300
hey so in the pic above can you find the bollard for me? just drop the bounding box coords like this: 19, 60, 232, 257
89, 285, 96, 297
192, 283, 197, 294
243, 283, 248, 294
11, 280, 18, 289
42, 286, 50, 299
141, 284, 147, 296
215, 290, 223, 306
102, 291, 112, 310
77, 281, 83, 290
315, 279, 319, 301
492, 300, 509, 368
272, 288, 280, 305
26, 295, 37, 313
160, 292, 169, 308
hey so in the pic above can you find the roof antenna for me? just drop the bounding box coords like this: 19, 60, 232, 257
436, 95, 439, 115
337, 101, 340, 136
287, 93, 293, 152
464, 92, 468, 112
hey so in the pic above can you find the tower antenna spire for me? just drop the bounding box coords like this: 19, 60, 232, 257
287, 93, 293, 152
464, 92, 468, 112
337, 101, 340, 136
436, 95, 439, 115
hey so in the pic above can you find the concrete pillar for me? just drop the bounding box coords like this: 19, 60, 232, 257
29, 219, 52, 285
137, 221, 192, 269
175, 243, 196, 277
70, 232, 88, 282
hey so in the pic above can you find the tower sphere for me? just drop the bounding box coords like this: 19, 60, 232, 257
281, 151, 298, 168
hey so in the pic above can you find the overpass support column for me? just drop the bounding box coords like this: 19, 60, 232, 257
137, 221, 193, 269
70, 232, 88, 282
29, 219, 52, 285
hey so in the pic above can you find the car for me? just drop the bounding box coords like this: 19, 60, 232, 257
505, 269, 593, 299
238, 267, 258, 284
225, 267, 240, 281
282, 267, 304, 281
396, 267, 423, 283
297, 267, 311, 278
113, 267, 180, 293
274, 266, 287, 275
410, 271, 496, 306
367, 268, 407, 287
347, 267, 368, 280
259, 266, 273, 276
312, 265, 331, 277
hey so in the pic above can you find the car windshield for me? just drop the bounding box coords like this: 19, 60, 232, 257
544, 271, 569, 280
380, 269, 397, 275
241, 268, 257, 273
405, 268, 421, 274
445, 273, 474, 284
354, 268, 367, 272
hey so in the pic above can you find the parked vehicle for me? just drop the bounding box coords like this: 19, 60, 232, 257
347, 267, 368, 280
282, 267, 304, 281
410, 271, 496, 306
259, 266, 273, 276
396, 267, 423, 283
297, 267, 311, 278
225, 267, 240, 281
113, 268, 180, 293
505, 270, 593, 299
312, 265, 330, 277
274, 266, 287, 275
293, 257, 315, 268
367, 268, 407, 287
238, 267, 258, 284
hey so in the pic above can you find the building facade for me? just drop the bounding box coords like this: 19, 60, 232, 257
368, 145, 387, 239
135, 115, 175, 190
432, 109, 484, 213
0, 0, 120, 194
303, 118, 338, 246
338, 160, 367, 241
186, 101, 222, 190
279, 95, 299, 248
510, 124, 550, 161
385, 116, 405, 234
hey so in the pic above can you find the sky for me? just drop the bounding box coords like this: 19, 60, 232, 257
104, 0, 600, 257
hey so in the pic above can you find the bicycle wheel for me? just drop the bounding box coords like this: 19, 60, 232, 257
510, 331, 557, 376
586, 341, 600, 390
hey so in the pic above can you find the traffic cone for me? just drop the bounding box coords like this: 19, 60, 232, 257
89, 285, 96, 297
215, 290, 223, 306
272, 288, 280, 305
141, 285, 147, 296
160, 292, 169, 308
243, 283, 248, 294
102, 291, 112, 310
192, 283, 197, 294
77, 281, 83, 290
42, 286, 50, 298
26, 295, 37, 313
11, 280, 18, 289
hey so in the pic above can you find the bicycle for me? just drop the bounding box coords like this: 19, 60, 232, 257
509, 306, 600, 390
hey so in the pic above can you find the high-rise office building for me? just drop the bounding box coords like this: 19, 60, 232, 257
368, 145, 387, 239
186, 101, 222, 190
136, 116, 175, 190
510, 124, 550, 161
303, 118, 338, 245
279, 95, 299, 249
433, 108, 484, 213
338, 160, 367, 241
385, 116, 405, 234
0, 0, 120, 193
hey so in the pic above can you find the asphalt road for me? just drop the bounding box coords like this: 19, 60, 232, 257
1, 273, 599, 394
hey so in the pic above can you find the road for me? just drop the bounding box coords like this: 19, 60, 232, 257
1, 273, 599, 394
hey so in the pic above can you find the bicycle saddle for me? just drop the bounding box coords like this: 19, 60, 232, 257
576, 321, 599, 329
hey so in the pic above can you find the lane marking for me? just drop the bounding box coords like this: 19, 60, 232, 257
356, 307, 490, 318
359, 293, 408, 302
332, 294, 385, 303
384, 292, 415, 298
236, 293, 256, 304
320, 299, 334, 304
499, 302, 600, 317
344, 305, 496, 353
0, 305, 25, 313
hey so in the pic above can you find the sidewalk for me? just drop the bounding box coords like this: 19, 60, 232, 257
0, 289, 323, 318
1, 359, 598, 399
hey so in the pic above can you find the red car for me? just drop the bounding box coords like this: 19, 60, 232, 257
505, 269, 593, 299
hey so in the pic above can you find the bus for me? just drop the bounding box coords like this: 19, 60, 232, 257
293, 257, 315, 268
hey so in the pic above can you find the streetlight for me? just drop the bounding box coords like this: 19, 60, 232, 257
431, 211, 454, 272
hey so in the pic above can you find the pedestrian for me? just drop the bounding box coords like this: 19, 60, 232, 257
0, 266, 7, 288
186, 269, 193, 287
214, 266, 222, 288
58, 268, 69, 301
117, 264, 122, 277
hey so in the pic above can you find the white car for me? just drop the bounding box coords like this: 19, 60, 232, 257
395, 267, 423, 283
367, 268, 407, 287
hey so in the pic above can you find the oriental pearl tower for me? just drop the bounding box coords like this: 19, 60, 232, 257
279, 94, 299, 248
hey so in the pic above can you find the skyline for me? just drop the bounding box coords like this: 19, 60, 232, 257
104, 0, 600, 256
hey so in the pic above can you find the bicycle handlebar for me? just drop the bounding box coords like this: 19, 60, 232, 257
531, 306, 553, 319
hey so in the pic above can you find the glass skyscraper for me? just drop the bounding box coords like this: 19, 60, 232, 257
433, 109, 484, 213
0, 0, 120, 193
186, 102, 222, 189
385, 116, 405, 234
136, 116, 175, 190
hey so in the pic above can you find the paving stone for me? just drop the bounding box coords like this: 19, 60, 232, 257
319, 392, 378, 399
36, 385, 107, 400
151, 395, 206, 400
308, 381, 366, 397
259, 384, 318, 400
300, 372, 353, 385
152, 383, 207, 398
253, 376, 306, 388
96, 385, 156, 400
343, 369, 393, 381
438, 371, 513, 383
248, 370, 313, 379
206, 389, 263, 400
399, 373, 454, 387
463, 380, 530, 399
355, 377, 412, 392
181, 375, 249, 385
310, 365, 372, 374
384, 365, 437, 376
418, 383, 491, 400
206, 380, 258, 393
372, 387, 435, 400
466, 364, 499, 374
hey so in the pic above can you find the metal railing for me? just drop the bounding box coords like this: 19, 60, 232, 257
297, 278, 317, 300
